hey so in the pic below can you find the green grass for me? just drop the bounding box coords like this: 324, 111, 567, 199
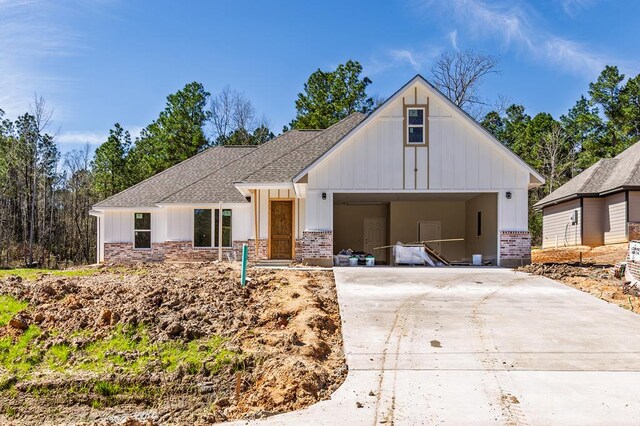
0, 315, 241, 393
0, 295, 28, 326
0, 325, 42, 374
0, 268, 98, 281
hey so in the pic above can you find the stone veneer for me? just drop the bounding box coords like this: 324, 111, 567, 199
295, 230, 333, 263
104, 241, 244, 263
629, 222, 640, 242
499, 231, 532, 267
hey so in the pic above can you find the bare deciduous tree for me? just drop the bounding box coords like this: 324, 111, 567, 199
209, 86, 269, 145
540, 124, 571, 192
430, 50, 499, 114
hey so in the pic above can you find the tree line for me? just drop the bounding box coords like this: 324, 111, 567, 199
1, 55, 637, 266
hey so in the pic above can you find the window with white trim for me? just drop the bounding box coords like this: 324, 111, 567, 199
193, 208, 232, 248
134, 213, 151, 249
407, 107, 425, 144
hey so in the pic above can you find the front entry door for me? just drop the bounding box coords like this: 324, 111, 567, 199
270, 200, 293, 259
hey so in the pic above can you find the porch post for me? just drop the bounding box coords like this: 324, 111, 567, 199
218, 201, 223, 261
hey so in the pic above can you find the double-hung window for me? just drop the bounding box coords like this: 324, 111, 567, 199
193, 208, 232, 247
407, 107, 426, 144
134, 213, 151, 249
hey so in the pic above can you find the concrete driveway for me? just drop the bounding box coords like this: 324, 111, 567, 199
231, 267, 640, 425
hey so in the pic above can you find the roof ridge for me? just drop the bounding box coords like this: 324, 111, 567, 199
157, 129, 305, 203
94, 146, 227, 207
240, 112, 366, 183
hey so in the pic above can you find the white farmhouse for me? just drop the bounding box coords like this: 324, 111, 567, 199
90, 75, 544, 266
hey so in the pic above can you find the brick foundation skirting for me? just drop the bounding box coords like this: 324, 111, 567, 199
629, 222, 640, 241
499, 231, 531, 267
295, 231, 333, 262
104, 232, 333, 263
105, 241, 243, 263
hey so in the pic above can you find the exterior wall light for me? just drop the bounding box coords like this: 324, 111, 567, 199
506, 191, 512, 199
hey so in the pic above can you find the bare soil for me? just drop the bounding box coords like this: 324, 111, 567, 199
0, 263, 345, 425
519, 262, 640, 314
531, 243, 628, 265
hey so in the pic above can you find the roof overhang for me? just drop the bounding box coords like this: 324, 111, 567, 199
293, 74, 546, 187
234, 182, 296, 198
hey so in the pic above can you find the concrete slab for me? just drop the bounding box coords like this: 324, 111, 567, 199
227, 267, 640, 425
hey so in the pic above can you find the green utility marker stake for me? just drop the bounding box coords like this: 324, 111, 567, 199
241, 243, 248, 287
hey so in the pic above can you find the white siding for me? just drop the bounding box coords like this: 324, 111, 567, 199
629, 191, 640, 222
542, 200, 582, 248
604, 192, 627, 244
305, 81, 532, 234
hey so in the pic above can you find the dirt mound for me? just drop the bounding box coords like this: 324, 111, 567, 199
518, 263, 640, 313
532, 244, 628, 265
0, 263, 345, 425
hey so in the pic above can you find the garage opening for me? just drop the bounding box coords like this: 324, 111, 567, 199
333, 193, 498, 265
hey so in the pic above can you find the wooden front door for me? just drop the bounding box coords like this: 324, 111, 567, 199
270, 200, 293, 259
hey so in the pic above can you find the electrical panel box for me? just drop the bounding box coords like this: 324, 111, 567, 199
571, 210, 579, 225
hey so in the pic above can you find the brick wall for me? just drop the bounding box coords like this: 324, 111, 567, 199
629, 222, 640, 241
499, 231, 532, 267
246, 239, 268, 261
104, 241, 243, 263
295, 231, 333, 262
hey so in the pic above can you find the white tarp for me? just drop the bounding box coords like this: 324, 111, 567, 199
393, 243, 435, 266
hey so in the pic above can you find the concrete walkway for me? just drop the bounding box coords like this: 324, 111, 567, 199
230, 267, 640, 425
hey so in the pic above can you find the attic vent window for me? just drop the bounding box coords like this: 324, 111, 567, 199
407, 107, 425, 144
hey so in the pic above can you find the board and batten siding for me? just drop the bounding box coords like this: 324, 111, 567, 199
104, 209, 165, 244
541, 200, 581, 249
305, 82, 530, 232
255, 189, 303, 240
629, 191, 640, 222
604, 192, 627, 244
104, 204, 252, 245
582, 197, 605, 247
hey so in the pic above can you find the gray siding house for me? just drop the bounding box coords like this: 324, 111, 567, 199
535, 140, 640, 248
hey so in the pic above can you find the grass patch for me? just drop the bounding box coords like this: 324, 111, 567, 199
0, 295, 28, 326
0, 325, 42, 374
0, 268, 98, 281
0, 322, 240, 387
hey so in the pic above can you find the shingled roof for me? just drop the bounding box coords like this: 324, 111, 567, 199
534, 140, 640, 209
93, 114, 364, 208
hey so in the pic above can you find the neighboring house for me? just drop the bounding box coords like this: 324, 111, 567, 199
90, 75, 544, 266
534, 140, 640, 249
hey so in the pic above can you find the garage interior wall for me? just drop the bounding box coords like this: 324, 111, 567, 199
333, 204, 389, 263
464, 193, 498, 262
389, 201, 466, 261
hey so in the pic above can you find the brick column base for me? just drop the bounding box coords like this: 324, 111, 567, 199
499, 231, 532, 268
295, 231, 333, 265
628, 222, 640, 241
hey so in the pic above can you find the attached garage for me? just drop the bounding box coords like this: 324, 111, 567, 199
333, 192, 498, 265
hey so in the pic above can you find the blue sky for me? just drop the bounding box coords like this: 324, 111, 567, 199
2, 0, 639, 153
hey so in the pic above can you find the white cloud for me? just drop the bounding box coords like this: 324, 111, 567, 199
57, 125, 143, 151
366, 46, 443, 75
560, 0, 597, 17
420, 0, 629, 78
448, 30, 459, 50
